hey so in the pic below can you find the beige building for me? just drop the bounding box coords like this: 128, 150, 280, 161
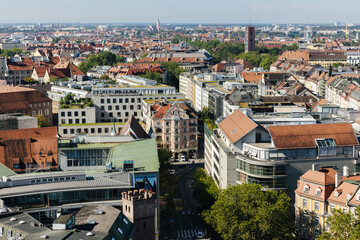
295, 165, 360, 239
145, 101, 198, 159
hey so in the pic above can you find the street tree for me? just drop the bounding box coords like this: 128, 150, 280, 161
203, 184, 294, 240
316, 207, 360, 240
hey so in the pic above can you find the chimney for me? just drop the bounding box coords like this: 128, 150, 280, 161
335, 173, 343, 188
312, 163, 319, 171
343, 166, 350, 177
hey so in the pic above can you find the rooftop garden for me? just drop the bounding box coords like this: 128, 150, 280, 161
60, 93, 93, 109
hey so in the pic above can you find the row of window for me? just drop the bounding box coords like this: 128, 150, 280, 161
30, 176, 76, 184
63, 127, 121, 135
101, 105, 141, 111
61, 118, 86, 124
100, 112, 137, 119
61, 111, 86, 117
30, 102, 50, 107
237, 159, 286, 176
100, 97, 140, 104
32, 109, 50, 116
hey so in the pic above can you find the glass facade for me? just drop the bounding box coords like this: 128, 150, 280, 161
237, 159, 285, 176
61, 148, 110, 167
3, 188, 127, 209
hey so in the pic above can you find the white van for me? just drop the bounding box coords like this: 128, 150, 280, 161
180, 155, 186, 162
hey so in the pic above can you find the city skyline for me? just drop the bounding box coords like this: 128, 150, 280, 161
1, 0, 359, 24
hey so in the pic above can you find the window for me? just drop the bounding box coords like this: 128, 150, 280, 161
113, 99, 116, 103
117, 227, 123, 234
101, 99, 104, 104
115, 105, 119, 110
316, 188, 322, 197
107, 99, 110, 103
61, 112, 65, 117
330, 204, 335, 212
315, 202, 320, 211
63, 129, 68, 135
74, 111, 78, 116
68, 119, 73, 124
119, 98, 123, 103
123, 105, 127, 110
76, 119, 80, 124
108, 106, 112, 111
82, 111, 85, 116
304, 185, 310, 193
82, 119, 86, 123
67, 112, 71, 117
131, 98, 135, 103
125, 98, 129, 103
302, 199, 308, 208
316, 138, 337, 147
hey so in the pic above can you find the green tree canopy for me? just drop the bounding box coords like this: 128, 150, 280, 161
0, 47, 25, 57
193, 168, 220, 209
140, 71, 163, 83
317, 207, 360, 240
78, 51, 121, 73
161, 62, 186, 89
286, 43, 299, 51
36, 114, 47, 128
203, 184, 294, 240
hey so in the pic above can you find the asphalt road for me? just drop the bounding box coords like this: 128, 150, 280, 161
161, 162, 208, 240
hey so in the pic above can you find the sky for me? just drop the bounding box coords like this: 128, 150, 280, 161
1, 0, 360, 24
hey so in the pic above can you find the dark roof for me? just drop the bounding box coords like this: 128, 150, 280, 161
119, 115, 150, 139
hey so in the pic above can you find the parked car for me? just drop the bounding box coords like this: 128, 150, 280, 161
180, 155, 186, 162
196, 231, 204, 239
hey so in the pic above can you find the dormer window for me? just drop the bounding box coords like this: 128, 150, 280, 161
356, 191, 360, 201
304, 185, 310, 193
316, 188, 322, 197
347, 193, 352, 201
334, 189, 342, 198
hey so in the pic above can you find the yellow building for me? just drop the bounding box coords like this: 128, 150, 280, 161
295, 166, 360, 239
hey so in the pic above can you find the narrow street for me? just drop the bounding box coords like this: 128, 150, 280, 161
160, 162, 207, 240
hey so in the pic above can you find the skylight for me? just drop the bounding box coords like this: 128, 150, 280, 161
231, 129, 237, 134
315, 138, 337, 148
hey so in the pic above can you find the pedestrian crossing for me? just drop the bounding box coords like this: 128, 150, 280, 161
176, 229, 207, 239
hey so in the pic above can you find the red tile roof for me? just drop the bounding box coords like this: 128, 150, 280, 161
0, 127, 58, 171
268, 123, 358, 149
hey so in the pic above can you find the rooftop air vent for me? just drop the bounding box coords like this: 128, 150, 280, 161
10, 217, 17, 221
19, 220, 26, 224
86, 232, 95, 236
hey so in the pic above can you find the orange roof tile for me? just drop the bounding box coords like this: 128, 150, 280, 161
218, 110, 258, 144
268, 123, 358, 149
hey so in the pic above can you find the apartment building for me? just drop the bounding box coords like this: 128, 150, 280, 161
145, 102, 198, 159
205, 110, 359, 200
179, 73, 236, 112
295, 166, 360, 239
93, 92, 184, 123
